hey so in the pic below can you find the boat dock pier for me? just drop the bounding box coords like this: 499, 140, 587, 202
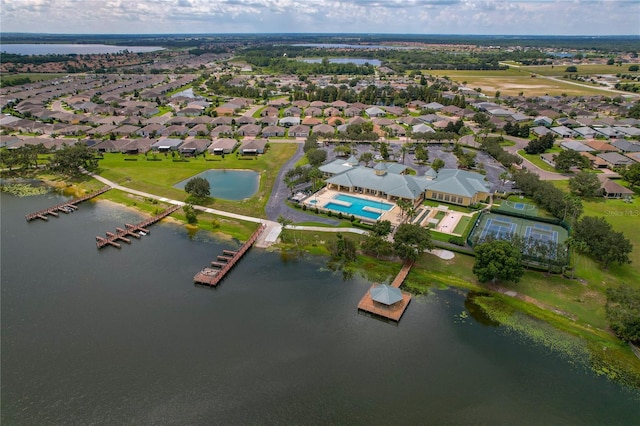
357, 260, 413, 322
25, 186, 111, 221
96, 204, 181, 249
194, 224, 266, 287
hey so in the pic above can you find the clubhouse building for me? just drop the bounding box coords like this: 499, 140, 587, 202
319, 156, 490, 207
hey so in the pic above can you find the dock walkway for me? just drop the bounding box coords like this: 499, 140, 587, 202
96, 205, 180, 249
194, 224, 266, 287
25, 186, 111, 221
357, 260, 414, 322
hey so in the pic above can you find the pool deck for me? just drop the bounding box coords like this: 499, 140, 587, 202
304, 188, 404, 225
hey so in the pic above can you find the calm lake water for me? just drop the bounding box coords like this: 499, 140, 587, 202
0, 44, 163, 55
300, 57, 382, 66
174, 169, 260, 200
1, 191, 639, 425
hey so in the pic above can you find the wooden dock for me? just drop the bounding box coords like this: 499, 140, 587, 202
25, 186, 111, 221
96, 204, 180, 249
357, 260, 413, 322
194, 224, 266, 287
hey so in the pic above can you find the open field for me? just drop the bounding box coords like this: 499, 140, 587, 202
552, 180, 640, 287
96, 143, 298, 218
521, 63, 640, 77
427, 68, 625, 96
0, 73, 66, 85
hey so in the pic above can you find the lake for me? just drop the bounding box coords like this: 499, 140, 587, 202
300, 57, 382, 66
1, 191, 639, 424
174, 169, 260, 200
293, 43, 412, 50
0, 44, 164, 55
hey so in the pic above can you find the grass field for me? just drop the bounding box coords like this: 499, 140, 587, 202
520, 63, 640, 77
0, 73, 66, 85
96, 143, 298, 218
426, 67, 624, 96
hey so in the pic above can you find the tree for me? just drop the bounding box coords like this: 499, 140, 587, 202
371, 220, 392, 237
620, 162, 640, 188
184, 177, 210, 200
572, 216, 633, 268
183, 204, 198, 224
524, 133, 555, 154
414, 144, 428, 163
393, 223, 434, 261
629, 65, 640, 72
431, 158, 445, 172
472, 239, 524, 283
306, 148, 327, 167
359, 152, 373, 167
565, 66, 578, 72
554, 149, 588, 172
48, 143, 99, 177
329, 233, 357, 263
606, 285, 640, 344
569, 171, 601, 197
277, 214, 297, 245
362, 234, 394, 259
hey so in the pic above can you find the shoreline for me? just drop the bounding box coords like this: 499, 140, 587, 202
7, 176, 640, 389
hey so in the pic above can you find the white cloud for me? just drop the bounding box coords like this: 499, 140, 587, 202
0, 0, 637, 34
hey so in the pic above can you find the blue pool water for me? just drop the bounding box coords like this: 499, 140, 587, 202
324, 194, 394, 220
174, 169, 259, 200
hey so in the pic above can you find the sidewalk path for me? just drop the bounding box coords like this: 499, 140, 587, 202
88, 173, 356, 247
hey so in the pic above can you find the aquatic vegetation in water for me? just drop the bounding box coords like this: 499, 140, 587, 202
1, 183, 49, 197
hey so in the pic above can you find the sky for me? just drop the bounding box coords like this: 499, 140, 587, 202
0, 0, 639, 36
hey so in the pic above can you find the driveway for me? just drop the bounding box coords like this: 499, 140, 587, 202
265, 142, 340, 225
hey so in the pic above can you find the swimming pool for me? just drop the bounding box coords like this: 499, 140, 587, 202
323, 193, 394, 220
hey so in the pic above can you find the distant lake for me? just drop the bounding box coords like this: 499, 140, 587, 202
293, 43, 412, 50
0, 44, 164, 55
300, 57, 382, 66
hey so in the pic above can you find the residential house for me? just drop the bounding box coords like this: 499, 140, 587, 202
237, 124, 261, 137
162, 125, 189, 137
551, 126, 576, 138
533, 116, 553, 127
188, 124, 210, 137
209, 138, 238, 155
560, 140, 594, 152
179, 138, 211, 156
239, 138, 268, 155
597, 175, 635, 199
152, 137, 183, 152
261, 125, 286, 137
365, 106, 386, 117
279, 117, 301, 127
312, 124, 335, 137
596, 152, 636, 168
210, 125, 233, 137
611, 139, 640, 153
288, 125, 310, 138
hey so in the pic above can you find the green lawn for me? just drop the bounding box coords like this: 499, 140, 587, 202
521, 63, 640, 77
517, 149, 561, 173
453, 215, 472, 235
422, 199, 474, 213
96, 143, 298, 218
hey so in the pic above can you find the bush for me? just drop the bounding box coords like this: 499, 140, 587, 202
448, 236, 465, 246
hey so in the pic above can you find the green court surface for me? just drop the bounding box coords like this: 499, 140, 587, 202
470, 212, 568, 247
495, 200, 539, 217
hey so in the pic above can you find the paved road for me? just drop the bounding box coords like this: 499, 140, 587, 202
500, 134, 569, 181
265, 141, 340, 225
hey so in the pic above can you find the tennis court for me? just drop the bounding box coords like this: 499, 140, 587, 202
470, 212, 567, 247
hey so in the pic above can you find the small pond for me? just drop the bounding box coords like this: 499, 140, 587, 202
174, 169, 259, 200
